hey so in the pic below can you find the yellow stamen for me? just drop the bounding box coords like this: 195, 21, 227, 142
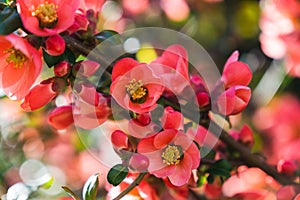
32, 2, 58, 28
4, 48, 27, 68
126, 79, 148, 103
161, 145, 182, 165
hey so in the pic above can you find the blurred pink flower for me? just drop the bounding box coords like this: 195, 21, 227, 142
106, 174, 159, 200
122, 0, 149, 15
215, 51, 252, 115
79, 0, 104, 13
17, 0, 79, 36
0, 34, 42, 100
44, 34, 65, 56
222, 166, 281, 199
138, 129, 200, 186
21, 78, 58, 111
160, 0, 190, 22
110, 58, 164, 113
260, 0, 300, 76
229, 125, 254, 148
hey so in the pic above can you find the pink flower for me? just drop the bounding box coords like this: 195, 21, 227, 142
214, 51, 252, 115
190, 74, 210, 108
48, 105, 74, 130
21, 78, 58, 111
73, 60, 100, 77
222, 166, 281, 199
111, 130, 130, 152
161, 106, 184, 130
79, 0, 104, 13
17, 0, 79, 36
54, 61, 71, 77
0, 34, 42, 100
106, 174, 159, 200
153, 45, 189, 95
229, 125, 254, 148
73, 83, 111, 129
138, 129, 200, 186
44, 34, 65, 56
110, 58, 164, 113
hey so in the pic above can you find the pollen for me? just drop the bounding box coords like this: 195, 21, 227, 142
126, 79, 148, 103
32, 2, 58, 29
4, 48, 28, 69
161, 145, 183, 165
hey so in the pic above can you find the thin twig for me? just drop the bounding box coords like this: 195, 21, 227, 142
113, 173, 146, 200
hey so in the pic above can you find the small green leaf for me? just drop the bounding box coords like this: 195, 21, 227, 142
107, 164, 128, 186
94, 30, 122, 45
62, 186, 81, 200
43, 48, 76, 68
207, 174, 215, 184
0, 7, 22, 35
206, 159, 232, 178
82, 173, 99, 200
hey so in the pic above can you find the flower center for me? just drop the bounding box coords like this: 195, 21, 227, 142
161, 145, 183, 165
4, 48, 27, 68
32, 2, 58, 29
126, 79, 148, 103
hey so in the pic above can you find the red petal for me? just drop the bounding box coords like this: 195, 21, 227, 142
154, 129, 177, 149
224, 50, 239, 69
217, 87, 235, 115
111, 58, 139, 82
222, 61, 252, 87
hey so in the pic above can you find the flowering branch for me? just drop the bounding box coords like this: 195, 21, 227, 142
113, 173, 146, 200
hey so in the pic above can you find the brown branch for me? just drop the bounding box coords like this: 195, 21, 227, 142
113, 173, 146, 200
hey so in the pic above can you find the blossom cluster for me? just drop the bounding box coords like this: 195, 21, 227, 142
1, 0, 300, 200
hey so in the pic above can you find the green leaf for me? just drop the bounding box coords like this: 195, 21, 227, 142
0, 7, 22, 35
207, 174, 215, 184
94, 30, 122, 45
207, 159, 232, 178
82, 173, 99, 200
107, 164, 128, 186
43, 48, 76, 68
62, 186, 81, 200
40, 176, 54, 189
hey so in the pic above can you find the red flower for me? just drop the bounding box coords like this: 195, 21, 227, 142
110, 58, 164, 113
48, 105, 74, 130
0, 34, 42, 100
17, 0, 79, 36
138, 129, 200, 186
215, 51, 252, 115
44, 34, 65, 56
21, 78, 58, 111
161, 106, 184, 130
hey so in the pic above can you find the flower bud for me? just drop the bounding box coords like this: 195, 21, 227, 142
48, 106, 74, 130
277, 159, 298, 176
111, 130, 129, 151
161, 106, 184, 130
73, 60, 100, 77
129, 153, 149, 172
45, 35, 66, 56
21, 79, 58, 111
133, 113, 151, 126
54, 61, 71, 77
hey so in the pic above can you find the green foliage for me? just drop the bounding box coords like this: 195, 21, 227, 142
94, 30, 122, 45
107, 164, 128, 186
62, 186, 81, 200
0, 6, 22, 35
206, 159, 232, 183
82, 173, 99, 200
43, 48, 76, 68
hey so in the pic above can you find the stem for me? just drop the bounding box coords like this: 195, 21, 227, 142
113, 173, 146, 200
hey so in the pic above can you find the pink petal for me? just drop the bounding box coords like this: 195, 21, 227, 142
217, 87, 235, 115
224, 50, 239, 69
222, 61, 252, 87
153, 129, 177, 149
167, 153, 193, 186
138, 135, 157, 153
111, 58, 139, 82
111, 130, 128, 150
47, 106, 74, 130
231, 86, 251, 115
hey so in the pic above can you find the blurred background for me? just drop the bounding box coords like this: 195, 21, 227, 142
1, 0, 300, 199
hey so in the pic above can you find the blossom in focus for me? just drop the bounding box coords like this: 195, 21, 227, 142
44, 34, 66, 56
106, 174, 159, 200
110, 58, 164, 113
214, 50, 252, 115
222, 166, 281, 199
21, 78, 58, 111
17, 0, 80, 36
138, 129, 200, 186
0, 34, 42, 100
161, 106, 184, 130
